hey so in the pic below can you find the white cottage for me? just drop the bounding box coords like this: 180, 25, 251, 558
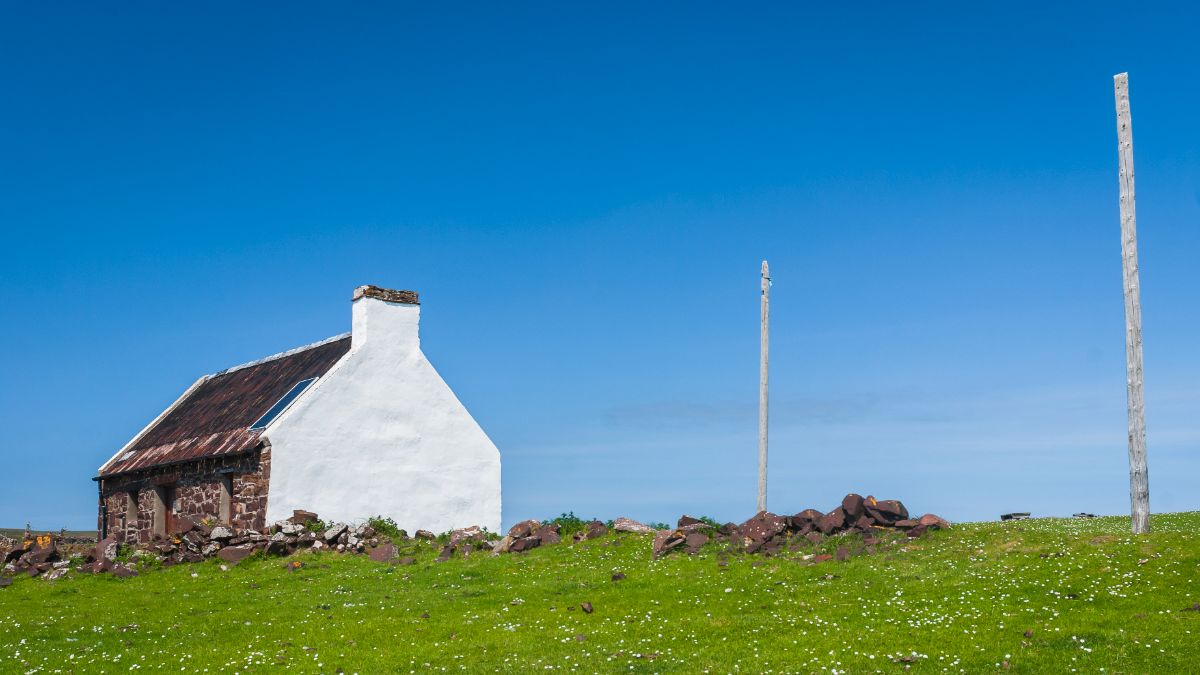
95, 285, 501, 542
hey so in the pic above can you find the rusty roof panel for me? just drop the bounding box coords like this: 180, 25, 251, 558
99, 335, 351, 477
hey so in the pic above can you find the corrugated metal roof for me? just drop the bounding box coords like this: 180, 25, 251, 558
98, 335, 351, 477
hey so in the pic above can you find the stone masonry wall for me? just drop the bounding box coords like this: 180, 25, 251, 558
99, 446, 271, 544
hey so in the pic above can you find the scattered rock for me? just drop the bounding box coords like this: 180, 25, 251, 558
217, 545, 256, 564
816, 510, 845, 535
612, 518, 655, 534
583, 520, 608, 540
323, 523, 349, 543
111, 564, 138, 578
917, 513, 951, 530
652, 530, 686, 559
611, 571, 625, 582
289, 509, 319, 526
369, 544, 398, 563
684, 532, 709, 554
740, 511, 788, 552
537, 525, 562, 546
580, 602, 594, 614
507, 519, 540, 538
841, 494, 866, 521
449, 526, 484, 548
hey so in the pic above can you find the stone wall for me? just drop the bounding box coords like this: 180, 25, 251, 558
98, 446, 271, 544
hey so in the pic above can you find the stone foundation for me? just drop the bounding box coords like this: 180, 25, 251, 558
98, 446, 271, 544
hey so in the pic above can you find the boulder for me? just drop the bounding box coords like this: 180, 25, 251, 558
739, 511, 788, 549
217, 545, 256, 564
414, 530, 436, 540
509, 536, 541, 553
507, 520, 540, 539
94, 536, 120, 563
279, 522, 304, 536
111, 564, 138, 578
450, 526, 484, 548
835, 546, 850, 562
841, 494, 866, 522
816, 510, 845, 535
492, 536, 514, 554
169, 519, 193, 536
537, 527, 561, 546
369, 544, 398, 563
652, 530, 686, 559
583, 520, 608, 540
436, 545, 454, 562
805, 531, 824, 545
894, 519, 919, 529
917, 513, 951, 530
289, 509, 319, 526
323, 523, 349, 543
24, 541, 58, 566
792, 509, 824, 527
866, 499, 908, 524
209, 526, 234, 542
684, 532, 709, 554
677, 515, 702, 528
813, 553, 833, 564
612, 517, 655, 534
906, 524, 928, 538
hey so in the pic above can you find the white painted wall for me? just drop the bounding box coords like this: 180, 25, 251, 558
264, 294, 501, 533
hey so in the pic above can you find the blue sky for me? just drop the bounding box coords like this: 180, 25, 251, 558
2, 3, 1198, 530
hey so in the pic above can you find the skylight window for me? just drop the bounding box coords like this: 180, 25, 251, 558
250, 377, 317, 430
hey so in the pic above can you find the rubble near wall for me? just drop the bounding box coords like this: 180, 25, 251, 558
3, 493, 950, 586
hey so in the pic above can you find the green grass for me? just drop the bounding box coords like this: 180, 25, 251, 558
2, 513, 1199, 673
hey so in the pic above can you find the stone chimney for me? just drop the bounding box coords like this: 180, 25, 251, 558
351, 285, 420, 351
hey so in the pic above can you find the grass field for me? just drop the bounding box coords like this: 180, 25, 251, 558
2, 513, 1199, 673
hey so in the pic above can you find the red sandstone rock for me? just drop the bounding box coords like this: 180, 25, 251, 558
216, 545, 255, 564
841, 494, 866, 522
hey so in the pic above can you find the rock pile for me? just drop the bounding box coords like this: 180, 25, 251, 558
2, 510, 415, 582
2, 495, 949, 585
647, 494, 950, 559
3, 533, 135, 581
484, 518, 608, 557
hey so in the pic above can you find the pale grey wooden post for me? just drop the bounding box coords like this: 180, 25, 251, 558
1114, 72, 1150, 534
758, 260, 770, 513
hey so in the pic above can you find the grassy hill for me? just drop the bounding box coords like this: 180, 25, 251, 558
2, 512, 1198, 673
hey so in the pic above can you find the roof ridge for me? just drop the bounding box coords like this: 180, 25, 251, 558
211, 332, 351, 377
